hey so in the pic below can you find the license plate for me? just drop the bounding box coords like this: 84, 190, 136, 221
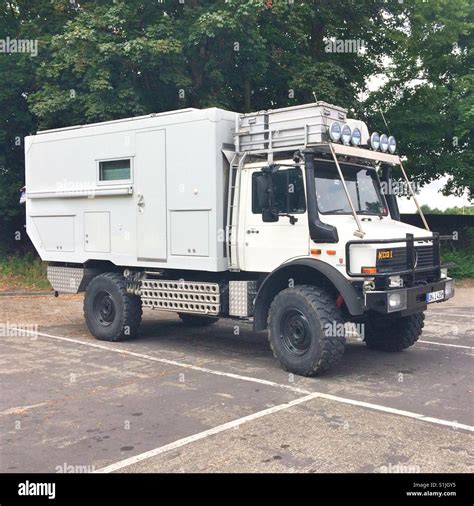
426, 289, 444, 303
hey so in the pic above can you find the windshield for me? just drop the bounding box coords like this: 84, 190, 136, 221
315, 161, 387, 216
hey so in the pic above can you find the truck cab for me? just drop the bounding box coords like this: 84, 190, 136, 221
224, 102, 453, 373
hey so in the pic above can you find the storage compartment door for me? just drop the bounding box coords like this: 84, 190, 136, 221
170, 210, 209, 257
135, 130, 167, 261
32, 216, 75, 252
84, 212, 110, 253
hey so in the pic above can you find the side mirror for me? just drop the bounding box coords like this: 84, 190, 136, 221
256, 170, 279, 222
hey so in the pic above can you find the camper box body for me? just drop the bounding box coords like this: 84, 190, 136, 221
25, 108, 237, 272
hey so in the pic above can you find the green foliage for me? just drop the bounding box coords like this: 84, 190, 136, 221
366, 0, 473, 197
420, 205, 474, 215
441, 227, 474, 278
0, 253, 49, 290
442, 249, 474, 279
0, 0, 472, 253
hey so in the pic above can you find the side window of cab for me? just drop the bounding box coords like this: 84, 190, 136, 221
251, 168, 306, 215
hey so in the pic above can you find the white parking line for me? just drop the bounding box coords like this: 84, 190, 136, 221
419, 340, 473, 350
429, 311, 474, 319
16, 329, 474, 436
95, 392, 321, 473
96, 392, 474, 473
18, 330, 310, 395
0, 402, 49, 416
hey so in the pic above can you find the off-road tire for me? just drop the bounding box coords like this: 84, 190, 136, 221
84, 272, 142, 342
178, 313, 219, 327
364, 312, 424, 352
268, 285, 346, 376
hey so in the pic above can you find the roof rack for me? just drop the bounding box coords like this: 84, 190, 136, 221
232, 101, 424, 240
235, 102, 347, 161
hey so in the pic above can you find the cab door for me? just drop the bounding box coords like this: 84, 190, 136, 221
241, 167, 309, 272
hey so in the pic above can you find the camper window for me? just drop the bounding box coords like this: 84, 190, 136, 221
98, 159, 131, 183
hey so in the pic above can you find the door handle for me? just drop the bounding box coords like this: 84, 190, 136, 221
246, 228, 259, 234
137, 194, 145, 213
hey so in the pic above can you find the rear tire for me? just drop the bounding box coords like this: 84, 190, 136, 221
84, 273, 142, 342
364, 312, 424, 352
268, 285, 346, 376
178, 313, 219, 327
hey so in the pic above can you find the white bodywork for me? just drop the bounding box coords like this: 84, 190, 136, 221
25, 108, 237, 272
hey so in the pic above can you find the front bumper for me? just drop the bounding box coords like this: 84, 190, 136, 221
365, 278, 454, 316
346, 232, 454, 289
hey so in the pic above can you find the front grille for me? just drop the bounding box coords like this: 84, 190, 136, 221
376, 247, 406, 273
376, 245, 434, 274
416, 246, 435, 268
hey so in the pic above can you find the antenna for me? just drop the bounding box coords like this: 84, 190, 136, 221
312, 91, 318, 103
379, 108, 391, 135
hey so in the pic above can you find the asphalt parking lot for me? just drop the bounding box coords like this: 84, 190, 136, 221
1, 288, 473, 473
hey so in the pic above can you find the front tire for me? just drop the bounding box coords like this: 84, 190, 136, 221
268, 286, 346, 376
84, 273, 142, 342
364, 312, 424, 352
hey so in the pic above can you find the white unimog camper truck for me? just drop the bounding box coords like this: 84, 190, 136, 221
25, 102, 454, 376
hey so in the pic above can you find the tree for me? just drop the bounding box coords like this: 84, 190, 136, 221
420, 204, 474, 215
0, 0, 74, 251
0, 0, 472, 253
366, 0, 473, 198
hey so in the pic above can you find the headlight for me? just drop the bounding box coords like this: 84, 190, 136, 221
387, 291, 407, 312
388, 135, 396, 154
370, 132, 380, 151
440, 267, 448, 279
329, 121, 341, 142
341, 124, 352, 145
351, 127, 361, 146
380, 134, 389, 152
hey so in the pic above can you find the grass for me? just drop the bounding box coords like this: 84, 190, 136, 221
441, 248, 474, 280
0, 253, 50, 291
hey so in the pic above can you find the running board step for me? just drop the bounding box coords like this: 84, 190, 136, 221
139, 279, 220, 315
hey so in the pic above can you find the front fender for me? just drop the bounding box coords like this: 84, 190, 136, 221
253, 258, 365, 331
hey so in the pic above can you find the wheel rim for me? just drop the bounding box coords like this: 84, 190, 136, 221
280, 308, 312, 357
93, 291, 116, 326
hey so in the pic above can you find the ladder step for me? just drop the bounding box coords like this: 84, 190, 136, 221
226, 154, 245, 270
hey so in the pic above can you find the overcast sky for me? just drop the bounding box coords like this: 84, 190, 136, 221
398, 176, 471, 213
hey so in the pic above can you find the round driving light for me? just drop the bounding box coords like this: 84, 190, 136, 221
351, 127, 361, 146
388, 292, 402, 309
341, 124, 352, 145
328, 121, 341, 142
388, 135, 396, 154
380, 134, 389, 152
370, 132, 380, 151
